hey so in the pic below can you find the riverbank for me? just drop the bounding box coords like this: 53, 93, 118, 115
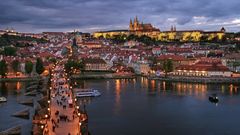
71, 73, 136, 79
0, 77, 41, 82
149, 76, 240, 84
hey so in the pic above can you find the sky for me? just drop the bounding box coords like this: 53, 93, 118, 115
0, 0, 240, 33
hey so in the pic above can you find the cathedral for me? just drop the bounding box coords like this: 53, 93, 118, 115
129, 16, 160, 37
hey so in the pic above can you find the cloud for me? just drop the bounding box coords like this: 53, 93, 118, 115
0, 0, 240, 33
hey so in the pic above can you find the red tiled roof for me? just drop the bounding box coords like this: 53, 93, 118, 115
176, 58, 229, 72
157, 55, 186, 61
83, 58, 107, 64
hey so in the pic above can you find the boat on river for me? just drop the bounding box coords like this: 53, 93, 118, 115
209, 94, 219, 103
75, 89, 101, 98
0, 97, 7, 102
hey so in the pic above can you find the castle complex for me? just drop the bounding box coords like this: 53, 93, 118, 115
93, 16, 226, 42
129, 16, 160, 37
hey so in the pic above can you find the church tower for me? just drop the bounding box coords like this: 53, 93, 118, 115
171, 25, 174, 31
173, 25, 176, 31
220, 27, 226, 32
129, 19, 134, 31
134, 16, 139, 31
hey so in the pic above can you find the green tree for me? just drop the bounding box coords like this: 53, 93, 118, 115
0, 60, 8, 78
163, 59, 173, 77
3, 46, 17, 56
36, 58, 45, 75
127, 34, 138, 41
25, 61, 33, 75
64, 59, 85, 74
11, 60, 20, 73
49, 58, 57, 64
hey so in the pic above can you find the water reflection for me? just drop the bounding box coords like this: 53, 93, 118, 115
142, 80, 239, 99
0, 82, 25, 96
16, 82, 21, 90
115, 79, 121, 114
0, 82, 8, 96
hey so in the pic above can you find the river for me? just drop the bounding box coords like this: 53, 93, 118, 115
74, 77, 240, 135
1, 78, 240, 135
0, 81, 33, 135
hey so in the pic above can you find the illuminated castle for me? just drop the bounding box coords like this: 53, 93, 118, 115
129, 17, 160, 34
93, 16, 226, 42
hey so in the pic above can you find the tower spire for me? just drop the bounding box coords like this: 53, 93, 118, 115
129, 18, 133, 31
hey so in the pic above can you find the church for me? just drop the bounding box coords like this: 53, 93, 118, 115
129, 16, 160, 38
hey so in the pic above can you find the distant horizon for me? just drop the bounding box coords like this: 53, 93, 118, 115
1, 0, 240, 33
1, 25, 238, 34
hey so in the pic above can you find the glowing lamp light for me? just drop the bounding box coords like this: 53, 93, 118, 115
74, 98, 77, 101
76, 106, 79, 109
78, 113, 81, 116
48, 100, 50, 104
47, 108, 50, 111
45, 114, 48, 118
41, 125, 44, 129
79, 122, 82, 126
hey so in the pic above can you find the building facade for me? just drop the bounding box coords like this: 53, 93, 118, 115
93, 17, 226, 42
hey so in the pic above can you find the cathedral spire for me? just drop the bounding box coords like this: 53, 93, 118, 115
129, 19, 133, 31
133, 16, 139, 31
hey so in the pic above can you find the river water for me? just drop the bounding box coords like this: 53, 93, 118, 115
0, 82, 33, 135
1, 78, 240, 135
74, 77, 240, 135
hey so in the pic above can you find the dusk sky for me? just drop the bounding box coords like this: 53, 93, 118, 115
1, 0, 240, 33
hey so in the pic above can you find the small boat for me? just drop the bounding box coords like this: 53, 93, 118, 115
209, 94, 219, 103
0, 97, 7, 102
75, 89, 101, 98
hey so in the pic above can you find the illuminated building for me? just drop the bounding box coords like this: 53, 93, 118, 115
129, 16, 160, 38
93, 30, 129, 38
158, 26, 225, 42
93, 17, 226, 42
93, 16, 160, 39
173, 58, 232, 77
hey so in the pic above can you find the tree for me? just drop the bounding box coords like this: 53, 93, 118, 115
11, 60, 20, 74
232, 61, 240, 72
3, 46, 17, 56
49, 58, 57, 64
64, 59, 85, 74
127, 34, 138, 41
36, 58, 45, 75
25, 61, 33, 75
163, 59, 173, 77
0, 60, 8, 78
